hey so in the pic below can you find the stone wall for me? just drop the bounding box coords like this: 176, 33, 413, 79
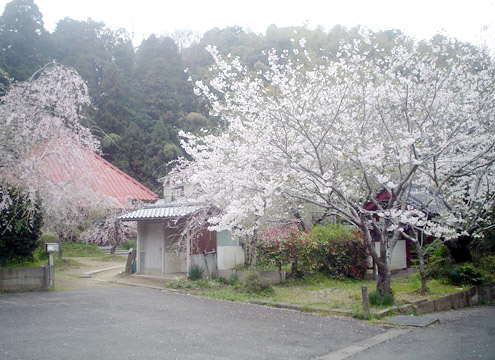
377, 282, 495, 317
0, 266, 50, 292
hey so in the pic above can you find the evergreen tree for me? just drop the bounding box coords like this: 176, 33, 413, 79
0, 0, 52, 81
0, 184, 43, 265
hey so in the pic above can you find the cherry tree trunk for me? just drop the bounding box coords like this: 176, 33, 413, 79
58, 234, 63, 259
413, 240, 428, 291
376, 259, 391, 296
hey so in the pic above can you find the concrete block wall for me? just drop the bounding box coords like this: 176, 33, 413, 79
0, 266, 50, 292
377, 282, 495, 317
394, 282, 495, 317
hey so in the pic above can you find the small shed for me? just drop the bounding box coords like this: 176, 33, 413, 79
120, 202, 244, 277
364, 190, 410, 272
363, 187, 444, 272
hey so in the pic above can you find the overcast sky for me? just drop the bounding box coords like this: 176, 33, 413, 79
1, 0, 494, 48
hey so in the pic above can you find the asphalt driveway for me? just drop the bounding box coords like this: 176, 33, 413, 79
0, 286, 385, 360
1, 285, 494, 360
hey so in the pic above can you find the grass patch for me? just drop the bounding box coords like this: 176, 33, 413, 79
54, 258, 85, 271
165, 277, 219, 290
95, 254, 126, 262
61, 243, 104, 257
0, 257, 45, 268
368, 290, 394, 306
190, 271, 470, 315
392, 274, 466, 304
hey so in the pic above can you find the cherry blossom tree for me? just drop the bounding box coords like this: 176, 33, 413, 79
175, 34, 495, 296
0, 63, 99, 218
0, 64, 124, 255
79, 207, 138, 253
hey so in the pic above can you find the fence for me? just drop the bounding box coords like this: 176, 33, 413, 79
0, 265, 53, 292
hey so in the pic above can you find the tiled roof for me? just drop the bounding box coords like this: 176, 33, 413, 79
120, 204, 203, 221
41, 145, 158, 207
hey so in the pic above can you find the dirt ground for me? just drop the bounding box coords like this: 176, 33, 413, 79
55, 256, 183, 290
55, 256, 126, 290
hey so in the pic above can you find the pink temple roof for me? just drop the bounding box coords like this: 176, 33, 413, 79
41, 146, 158, 207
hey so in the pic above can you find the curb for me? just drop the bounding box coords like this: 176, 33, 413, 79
314, 328, 411, 360
81, 265, 125, 278
248, 299, 354, 316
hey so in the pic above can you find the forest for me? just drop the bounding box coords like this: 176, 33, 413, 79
0, 0, 415, 191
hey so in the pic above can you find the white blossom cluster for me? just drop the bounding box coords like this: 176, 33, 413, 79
175, 34, 495, 261
0, 64, 104, 230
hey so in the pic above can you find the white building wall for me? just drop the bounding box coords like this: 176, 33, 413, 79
217, 247, 245, 270
374, 239, 408, 271
163, 225, 187, 273
137, 221, 164, 275
216, 230, 245, 270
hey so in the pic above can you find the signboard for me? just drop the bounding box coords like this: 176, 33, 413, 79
45, 243, 60, 253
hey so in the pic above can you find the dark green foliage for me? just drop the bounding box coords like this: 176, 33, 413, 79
0, 0, 52, 81
219, 273, 239, 286
0, 1, 444, 190
256, 223, 367, 279
240, 271, 274, 296
0, 184, 43, 266
188, 264, 204, 280
313, 224, 368, 279
426, 241, 493, 285
478, 255, 495, 281
425, 243, 452, 279
368, 290, 394, 306
448, 264, 485, 286
120, 239, 136, 250
228, 273, 240, 285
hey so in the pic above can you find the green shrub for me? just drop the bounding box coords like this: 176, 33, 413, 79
0, 184, 43, 267
120, 239, 137, 250
255, 224, 311, 277
425, 243, 455, 279
228, 273, 239, 285
368, 290, 394, 306
218, 274, 240, 286
255, 223, 367, 279
313, 224, 368, 279
188, 264, 204, 280
448, 264, 485, 286
218, 277, 229, 285
240, 271, 274, 296
40, 233, 58, 244
166, 278, 194, 289
479, 255, 495, 281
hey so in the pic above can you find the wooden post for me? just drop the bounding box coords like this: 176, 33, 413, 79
362, 285, 370, 318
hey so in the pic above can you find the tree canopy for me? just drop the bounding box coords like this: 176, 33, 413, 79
0, 0, 419, 191
172, 33, 495, 295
